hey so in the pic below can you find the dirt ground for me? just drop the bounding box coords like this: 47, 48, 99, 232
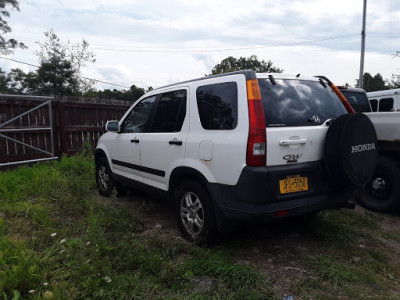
96, 190, 400, 298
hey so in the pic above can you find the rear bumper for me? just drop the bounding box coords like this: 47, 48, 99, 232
208, 163, 357, 224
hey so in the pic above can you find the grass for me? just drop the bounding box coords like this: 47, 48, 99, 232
1, 154, 400, 299
0, 154, 271, 299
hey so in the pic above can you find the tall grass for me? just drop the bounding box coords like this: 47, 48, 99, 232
0, 155, 272, 299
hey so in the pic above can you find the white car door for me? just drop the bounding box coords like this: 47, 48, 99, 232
108, 95, 157, 183
140, 88, 189, 191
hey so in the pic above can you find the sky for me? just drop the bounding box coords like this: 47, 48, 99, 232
1, 0, 400, 91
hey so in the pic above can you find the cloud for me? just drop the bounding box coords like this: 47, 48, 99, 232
1, 0, 399, 91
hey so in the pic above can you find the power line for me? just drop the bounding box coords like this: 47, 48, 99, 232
90, 34, 360, 54
0, 56, 131, 89
16, 33, 361, 54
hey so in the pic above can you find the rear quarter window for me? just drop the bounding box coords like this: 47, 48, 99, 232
258, 79, 347, 127
196, 82, 238, 130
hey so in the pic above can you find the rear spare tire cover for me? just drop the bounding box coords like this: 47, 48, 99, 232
324, 113, 378, 188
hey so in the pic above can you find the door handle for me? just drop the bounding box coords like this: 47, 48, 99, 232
279, 139, 307, 146
169, 140, 183, 146
130, 139, 140, 143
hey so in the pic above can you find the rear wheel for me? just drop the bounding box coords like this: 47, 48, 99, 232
176, 180, 219, 245
96, 157, 114, 197
358, 156, 400, 213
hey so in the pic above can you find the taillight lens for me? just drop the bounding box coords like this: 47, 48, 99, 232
246, 79, 266, 166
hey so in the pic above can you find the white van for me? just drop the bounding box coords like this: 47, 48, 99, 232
367, 89, 400, 112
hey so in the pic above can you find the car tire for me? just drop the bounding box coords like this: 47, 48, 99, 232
324, 113, 378, 188
358, 155, 400, 213
96, 157, 114, 197
176, 180, 220, 245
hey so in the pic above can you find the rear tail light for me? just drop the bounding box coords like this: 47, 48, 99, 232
273, 210, 288, 217
246, 79, 266, 166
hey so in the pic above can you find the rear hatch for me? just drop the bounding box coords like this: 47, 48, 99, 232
257, 74, 348, 196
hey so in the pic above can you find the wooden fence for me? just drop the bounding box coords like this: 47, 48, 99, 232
0, 94, 131, 165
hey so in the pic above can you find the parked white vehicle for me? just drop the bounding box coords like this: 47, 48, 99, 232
367, 88, 400, 112
339, 86, 400, 213
95, 71, 377, 244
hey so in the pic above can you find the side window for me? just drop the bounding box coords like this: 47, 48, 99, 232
379, 98, 394, 112
369, 99, 378, 112
196, 82, 238, 130
150, 90, 187, 132
121, 96, 157, 133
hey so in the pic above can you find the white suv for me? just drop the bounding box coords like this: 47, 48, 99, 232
95, 71, 378, 244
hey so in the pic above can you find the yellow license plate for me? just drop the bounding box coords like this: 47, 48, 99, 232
279, 175, 308, 194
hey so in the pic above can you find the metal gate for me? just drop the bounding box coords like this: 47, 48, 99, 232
0, 95, 58, 167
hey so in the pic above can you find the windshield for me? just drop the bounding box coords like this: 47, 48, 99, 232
258, 79, 348, 127
340, 90, 371, 113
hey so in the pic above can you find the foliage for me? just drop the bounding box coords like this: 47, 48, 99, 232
389, 51, 400, 88
0, 67, 11, 92
1, 156, 400, 299
0, 0, 26, 54
210, 55, 283, 75
0, 155, 274, 299
83, 84, 145, 102
30, 29, 96, 95
0, 29, 97, 95
356, 72, 390, 92
0, 65, 147, 101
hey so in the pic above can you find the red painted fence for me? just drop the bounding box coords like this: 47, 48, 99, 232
0, 94, 131, 165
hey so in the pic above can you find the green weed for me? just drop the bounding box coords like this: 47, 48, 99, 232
185, 253, 264, 289
0, 156, 399, 299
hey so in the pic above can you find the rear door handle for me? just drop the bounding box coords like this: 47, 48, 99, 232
131, 139, 140, 143
169, 140, 183, 146
279, 139, 307, 146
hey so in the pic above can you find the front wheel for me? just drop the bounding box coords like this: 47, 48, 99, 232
96, 157, 114, 197
176, 180, 219, 245
358, 155, 400, 213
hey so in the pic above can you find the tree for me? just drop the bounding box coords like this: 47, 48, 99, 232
0, 67, 10, 92
356, 72, 389, 92
210, 55, 283, 75
33, 29, 96, 95
388, 75, 400, 89
390, 51, 400, 88
86, 84, 145, 102
0, 0, 26, 54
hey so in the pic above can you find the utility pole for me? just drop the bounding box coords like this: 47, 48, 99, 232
359, 0, 367, 88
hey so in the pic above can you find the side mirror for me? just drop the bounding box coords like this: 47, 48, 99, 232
106, 121, 120, 133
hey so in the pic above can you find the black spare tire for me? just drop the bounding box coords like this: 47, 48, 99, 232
324, 113, 378, 189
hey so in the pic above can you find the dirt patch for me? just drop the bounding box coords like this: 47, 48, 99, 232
94, 190, 179, 236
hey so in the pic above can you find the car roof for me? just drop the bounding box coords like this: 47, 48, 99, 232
337, 86, 366, 93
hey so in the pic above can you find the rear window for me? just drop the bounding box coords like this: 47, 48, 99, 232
340, 90, 371, 112
258, 79, 347, 127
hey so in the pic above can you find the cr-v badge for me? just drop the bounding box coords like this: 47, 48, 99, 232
283, 154, 302, 163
